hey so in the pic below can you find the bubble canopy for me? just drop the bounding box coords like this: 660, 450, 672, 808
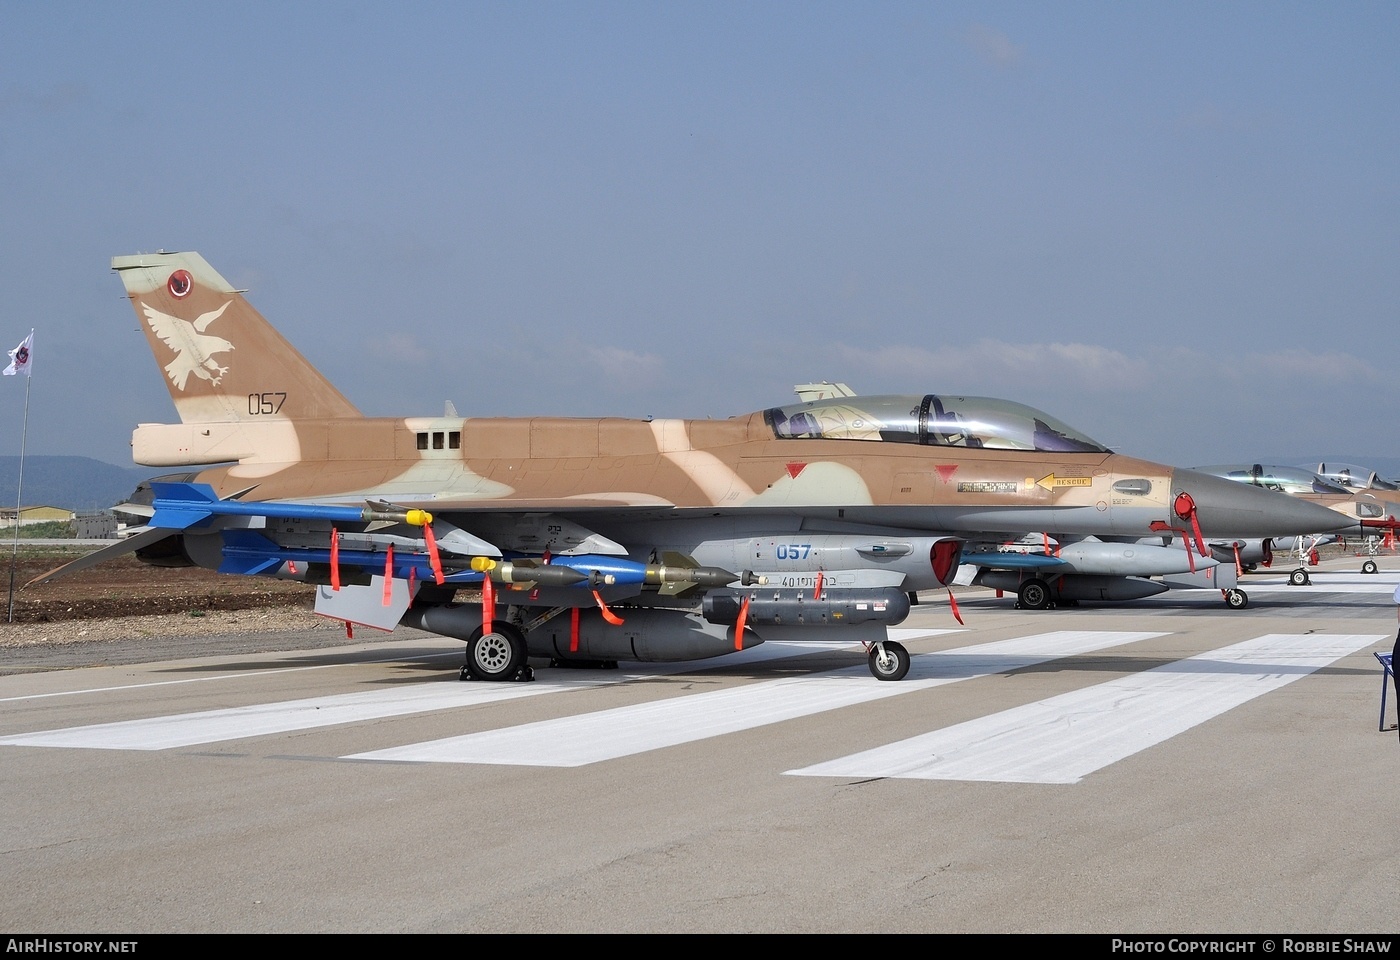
1196, 464, 1351, 496
762, 394, 1110, 453
1315, 462, 1399, 492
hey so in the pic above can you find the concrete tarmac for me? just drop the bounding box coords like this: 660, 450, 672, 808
1, 556, 1397, 933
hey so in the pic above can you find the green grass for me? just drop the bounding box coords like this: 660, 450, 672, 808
4, 520, 76, 539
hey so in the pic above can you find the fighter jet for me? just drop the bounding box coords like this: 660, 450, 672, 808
1313, 463, 1400, 494
1195, 463, 1400, 529
1195, 463, 1400, 579
39, 252, 1352, 682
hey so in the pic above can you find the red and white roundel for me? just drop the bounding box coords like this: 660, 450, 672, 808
167, 270, 193, 299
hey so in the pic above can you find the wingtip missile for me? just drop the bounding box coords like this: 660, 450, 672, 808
151, 482, 438, 531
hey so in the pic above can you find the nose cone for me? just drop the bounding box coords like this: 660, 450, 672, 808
1172, 468, 1353, 538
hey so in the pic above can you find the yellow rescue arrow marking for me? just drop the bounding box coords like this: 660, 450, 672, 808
1034, 474, 1094, 491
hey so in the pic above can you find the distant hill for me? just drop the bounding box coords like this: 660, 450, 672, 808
0, 456, 157, 511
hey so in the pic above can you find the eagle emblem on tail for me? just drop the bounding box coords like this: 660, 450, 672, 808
141, 301, 234, 390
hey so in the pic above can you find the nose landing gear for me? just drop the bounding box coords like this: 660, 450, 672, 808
868, 640, 911, 681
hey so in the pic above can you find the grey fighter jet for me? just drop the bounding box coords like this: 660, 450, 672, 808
1196, 463, 1400, 580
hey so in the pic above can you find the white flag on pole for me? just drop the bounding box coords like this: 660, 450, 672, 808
3, 331, 32, 377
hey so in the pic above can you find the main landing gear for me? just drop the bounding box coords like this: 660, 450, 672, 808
1224, 588, 1249, 609
868, 640, 910, 681
1288, 568, 1311, 587
1015, 578, 1053, 610
460, 623, 535, 682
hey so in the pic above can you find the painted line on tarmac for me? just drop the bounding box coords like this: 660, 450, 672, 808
344, 631, 1164, 767
0, 649, 464, 704
0, 640, 897, 751
0, 678, 594, 751
1238, 576, 1399, 595
787, 633, 1385, 784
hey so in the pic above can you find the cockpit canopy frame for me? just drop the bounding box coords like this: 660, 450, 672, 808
763, 394, 1110, 454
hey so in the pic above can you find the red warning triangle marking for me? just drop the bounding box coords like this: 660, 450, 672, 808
934, 465, 958, 483
786, 462, 806, 479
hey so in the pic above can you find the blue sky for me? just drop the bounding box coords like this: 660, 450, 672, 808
2, 2, 1397, 472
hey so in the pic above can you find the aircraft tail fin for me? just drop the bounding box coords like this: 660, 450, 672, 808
112, 251, 361, 426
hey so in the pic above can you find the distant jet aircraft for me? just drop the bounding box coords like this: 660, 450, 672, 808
1195, 463, 1400, 580
1195, 463, 1400, 525
1313, 462, 1400, 494
39, 252, 1353, 682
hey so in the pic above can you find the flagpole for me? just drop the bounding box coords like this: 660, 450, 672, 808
7, 331, 33, 623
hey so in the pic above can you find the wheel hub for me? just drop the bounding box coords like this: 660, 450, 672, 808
475, 634, 512, 673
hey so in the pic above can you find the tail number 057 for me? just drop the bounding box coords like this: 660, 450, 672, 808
248, 392, 287, 415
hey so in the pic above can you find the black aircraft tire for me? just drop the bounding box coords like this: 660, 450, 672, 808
1018, 578, 1052, 611
1289, 568, 1310, 587
1362, 560, 1379, 575
465, 623, 528, 681
869, 640, 911, 681
1225, 588, 1248, 610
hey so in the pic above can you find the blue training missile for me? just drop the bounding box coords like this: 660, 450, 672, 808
219, 529, 472, 581
150, 481, 436, 531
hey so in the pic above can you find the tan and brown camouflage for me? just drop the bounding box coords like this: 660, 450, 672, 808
69, 252, 1356, 681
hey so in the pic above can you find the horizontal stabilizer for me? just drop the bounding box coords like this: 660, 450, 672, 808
27, 526, 176, 585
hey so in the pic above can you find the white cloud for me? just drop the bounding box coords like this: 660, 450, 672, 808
379, 334, 432, 366
831, 339, 1389, 397
813, 337, 1400, 465
833, 339, 1152, 392
965, 24, 1023, 67
1245, 349, 1379, 382
585, 345, 666, 389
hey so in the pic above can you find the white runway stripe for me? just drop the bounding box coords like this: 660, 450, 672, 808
0, 680, 588, 751
1241, 582, 1398, 595
0, 649, 464, 704
1239, 570, 1400, 594
346, 631, 1164, 766
0, 639, 900, 752
787, 633, 1384, 784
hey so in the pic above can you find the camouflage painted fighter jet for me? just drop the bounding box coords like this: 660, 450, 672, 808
1195, 463, 1400, 580
41, 252, 1353, 682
